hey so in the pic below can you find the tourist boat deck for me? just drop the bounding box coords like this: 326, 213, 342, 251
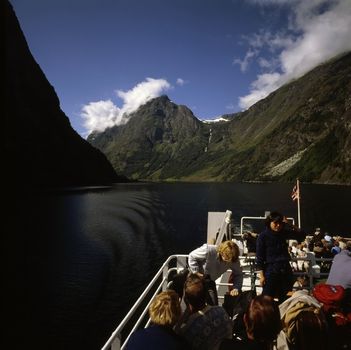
101, 211, 335, 350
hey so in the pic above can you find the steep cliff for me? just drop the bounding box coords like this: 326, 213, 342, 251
5, 0, 125, 188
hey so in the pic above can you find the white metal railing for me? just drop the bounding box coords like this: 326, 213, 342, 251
240, 215, 295, 236
214, 210, 232, 245
100, 253, 331, 350
101, 255, 188, 350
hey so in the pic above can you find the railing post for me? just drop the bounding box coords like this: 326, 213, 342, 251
307, 256, 314, 292
176, 255, 187, 270
162, 262, 169, 291
111, 334, 121, 350
250, 256, 256, 291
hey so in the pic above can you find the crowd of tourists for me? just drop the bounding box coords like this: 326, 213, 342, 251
288, 227, 351, 274
126, 212, 351, 350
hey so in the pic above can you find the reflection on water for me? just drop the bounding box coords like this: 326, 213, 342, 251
13, 182, 351, 349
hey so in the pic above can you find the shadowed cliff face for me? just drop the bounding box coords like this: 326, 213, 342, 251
5, 0, 124, 188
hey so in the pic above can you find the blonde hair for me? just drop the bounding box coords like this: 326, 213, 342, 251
217, 240, 240, 262
148, 290, 181, 326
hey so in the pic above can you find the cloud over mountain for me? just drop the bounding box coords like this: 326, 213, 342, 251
81, 78, 171, 135
238, 0, 351, 109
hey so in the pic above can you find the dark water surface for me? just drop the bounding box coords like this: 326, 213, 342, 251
11, 182, 351, 349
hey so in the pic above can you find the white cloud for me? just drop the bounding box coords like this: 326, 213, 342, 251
239, 72, 282, 108
239, 0, 351, 109
81, 78, 171, 135
81, 100, 120, 134
176, 78, 185, 86
233, 48, 257, 72
243, 30, 295, 53
117, 78, 171, 117
258, 57, 273, 68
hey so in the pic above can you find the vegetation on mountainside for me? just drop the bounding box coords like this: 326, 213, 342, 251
88, 52, 351, 185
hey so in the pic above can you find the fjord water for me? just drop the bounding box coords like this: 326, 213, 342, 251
16, 182, 351, 349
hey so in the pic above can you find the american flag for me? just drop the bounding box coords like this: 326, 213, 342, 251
291, 181, 300, 201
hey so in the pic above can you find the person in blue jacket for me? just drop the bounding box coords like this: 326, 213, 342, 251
126, 290, 188, 350
256, 211, 306, 303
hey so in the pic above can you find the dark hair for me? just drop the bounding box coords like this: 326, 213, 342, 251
245, 295, 282, 344
289, 310, 328, 350
183, 273, 206, 311
265, 211, 284, 228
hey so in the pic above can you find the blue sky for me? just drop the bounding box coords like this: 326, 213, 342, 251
10, 0, 351, 137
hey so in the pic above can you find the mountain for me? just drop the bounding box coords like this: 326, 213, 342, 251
88, 95, 211, 180
5, 0, 126, 188
89, 52, 351, 185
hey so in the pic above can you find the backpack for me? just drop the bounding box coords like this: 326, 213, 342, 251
312, 283, 345, 312
313, 283, 351, 349
222, 289, 257, 340
222, 289, 257, 318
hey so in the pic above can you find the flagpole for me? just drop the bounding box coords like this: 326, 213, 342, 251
297, 178, 301, 228
291, 179, 301, 228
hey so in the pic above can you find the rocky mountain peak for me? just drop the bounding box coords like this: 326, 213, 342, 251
89, 51, 351, 184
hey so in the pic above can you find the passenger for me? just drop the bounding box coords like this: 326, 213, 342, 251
292, 276, 308, 291
331, 240, 341, 255
308, 227, 324, 251
296, 244, 309, 272
188, 240, 243, 304
126, 290, 187, 350
313, 241, 325, 258
327, 241, 351, 290
220, 295, 282, 350
278, 289, 328, 350
288, 244, 298, 272
324, 232, 332, 242
313, 283, 351, 349
320, 241, 333, 272
338, 239, 347, 251
256, 212, 306, 303
175, 273, 232, 350
243, 231, 259, 254
300, 241, 310, 253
